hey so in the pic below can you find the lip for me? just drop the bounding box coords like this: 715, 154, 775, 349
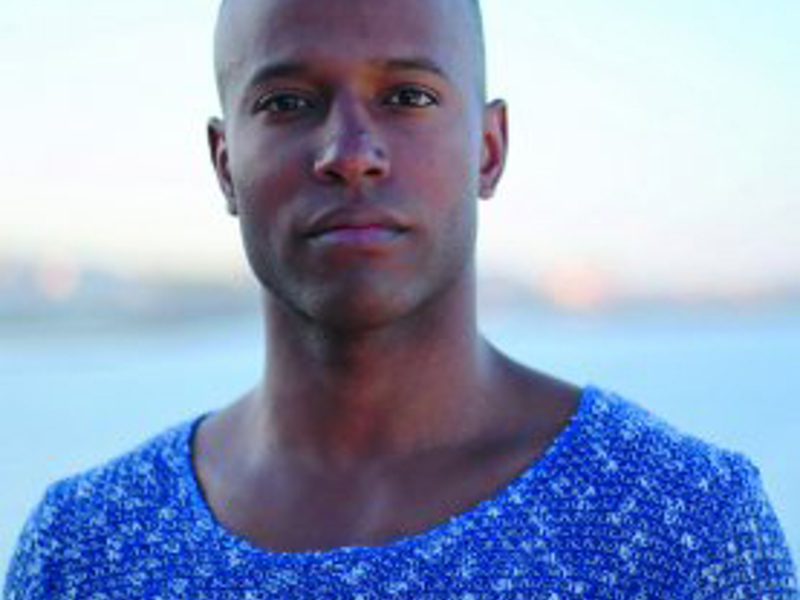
303, 208, 411, 243
309, 225, 405, 246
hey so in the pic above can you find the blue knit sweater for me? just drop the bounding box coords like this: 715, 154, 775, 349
5, 387, 798, 599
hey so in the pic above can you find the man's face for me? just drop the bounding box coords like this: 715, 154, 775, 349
210, 0, 506, 331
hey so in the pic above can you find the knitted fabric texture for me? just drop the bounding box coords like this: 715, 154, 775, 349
5, 386, 798, 599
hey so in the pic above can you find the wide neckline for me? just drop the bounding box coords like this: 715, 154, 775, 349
180, 385, 602, 562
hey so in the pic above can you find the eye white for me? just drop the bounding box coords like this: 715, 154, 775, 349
257, 93, 314, 114
386, 88, 438, 108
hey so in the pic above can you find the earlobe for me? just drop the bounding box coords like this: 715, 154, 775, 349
479, 99, 509, 200
207, 117, 238, 216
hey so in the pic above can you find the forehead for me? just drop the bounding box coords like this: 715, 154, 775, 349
215, 0, 480, 100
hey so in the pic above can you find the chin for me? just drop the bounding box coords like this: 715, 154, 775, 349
258, 252, 472, 334
302, 285, 420, 334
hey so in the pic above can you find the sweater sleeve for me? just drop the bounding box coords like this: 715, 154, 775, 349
3, 486, 66, 600
686, 457, 798, 600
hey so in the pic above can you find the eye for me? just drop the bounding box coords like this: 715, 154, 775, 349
254, 91, 316, 116
384, 86, 439, 109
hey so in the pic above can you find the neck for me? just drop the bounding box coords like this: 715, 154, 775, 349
250, 271, 500, 467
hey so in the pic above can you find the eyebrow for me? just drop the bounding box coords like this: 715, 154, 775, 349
242, 56, 452, 92
243, 62, 312, 92
375, 57, 451, 82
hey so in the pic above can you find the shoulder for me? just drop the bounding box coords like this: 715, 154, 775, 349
555, 386, 773, 545
566, 387, 797, 594
4, 417, 202, 597
576, 386, 758, 500
49, 416, 197, 524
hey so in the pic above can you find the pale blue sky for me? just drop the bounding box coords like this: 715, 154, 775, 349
1, 1, 798, 301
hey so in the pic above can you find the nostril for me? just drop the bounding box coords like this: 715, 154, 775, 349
312, 128, 390, 185
320, 168, 347, 185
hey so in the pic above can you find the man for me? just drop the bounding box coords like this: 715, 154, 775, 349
5, 0, 797, 597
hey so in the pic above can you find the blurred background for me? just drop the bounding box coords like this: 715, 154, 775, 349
1, 0, 798, 578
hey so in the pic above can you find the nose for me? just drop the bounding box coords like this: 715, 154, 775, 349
313, 103, 390, 187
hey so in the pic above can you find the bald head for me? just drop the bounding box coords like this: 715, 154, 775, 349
212, 0, 487, 116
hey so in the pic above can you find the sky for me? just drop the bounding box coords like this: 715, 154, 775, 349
1, 1, 798, 303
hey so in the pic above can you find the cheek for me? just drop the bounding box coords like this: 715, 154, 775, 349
411, 117, 481, 198
429, 122, 481, 251
394, 123, 480, 265
227, 134, 309, 281
231, 132, 304, 200
401, 118, 480, 211
230, 134, 307, 229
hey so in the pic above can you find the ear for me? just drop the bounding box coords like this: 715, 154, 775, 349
207, 117, 238, 216
478, 99, 508, 200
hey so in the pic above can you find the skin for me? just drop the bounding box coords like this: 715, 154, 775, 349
199, 0, 581, 552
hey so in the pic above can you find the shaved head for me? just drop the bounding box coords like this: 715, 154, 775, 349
212, 0, 487, 116
205, 0, 508, 330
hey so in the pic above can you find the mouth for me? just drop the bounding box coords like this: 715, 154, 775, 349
303, 209, 411, 247
307, 224, 407, 245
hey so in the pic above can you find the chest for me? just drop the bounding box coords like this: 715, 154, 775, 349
198, 441, 544, 553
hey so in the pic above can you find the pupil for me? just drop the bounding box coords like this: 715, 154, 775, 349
400, 90, 425, 106
269, 96, 303, 112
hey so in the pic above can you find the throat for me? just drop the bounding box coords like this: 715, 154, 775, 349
260, 336, 496, 465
